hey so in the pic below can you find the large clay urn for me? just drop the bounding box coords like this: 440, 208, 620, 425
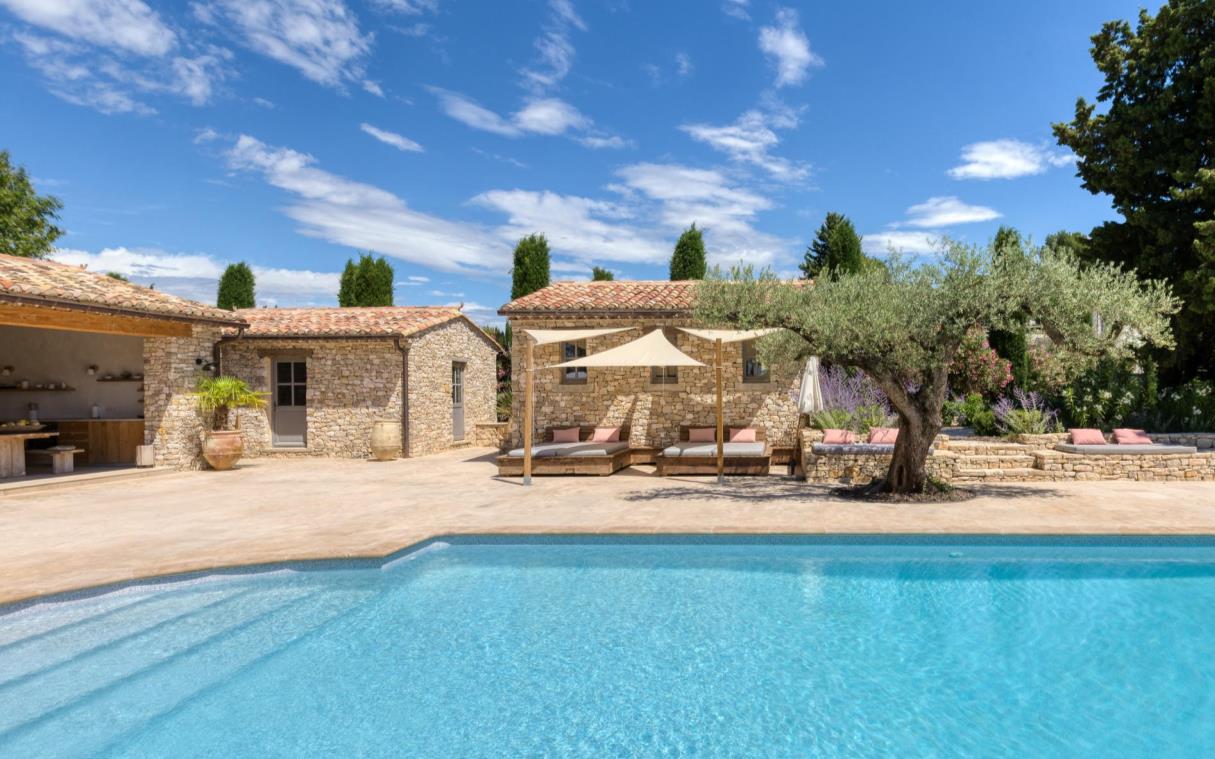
370, 420, 402, 461
202, 430, 244, 470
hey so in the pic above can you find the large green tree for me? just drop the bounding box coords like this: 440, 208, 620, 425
800, 212, 866, 280
697, 241, 1177, 494
510, 234, 551, 300
591, 266, 614, 281
1053, 0, 1215, 382
0, 150, 63, 258
338, 253, 394, 306
987, 226, 1030, 387
216, 262, 256, 310
669, 223, 707, 280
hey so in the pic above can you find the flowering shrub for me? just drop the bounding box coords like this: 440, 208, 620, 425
1142, 379, 1215, 432
1056, 357, 1144, 429
1027, 342, 1078, 392
994, 389, 1061, 435
812, 365, 895, 433
948, 328, 1013, 397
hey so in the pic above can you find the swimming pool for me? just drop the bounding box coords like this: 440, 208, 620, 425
1, 536, 1213, 757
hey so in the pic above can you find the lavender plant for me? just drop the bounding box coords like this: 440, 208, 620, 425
994, 388, 1061, 436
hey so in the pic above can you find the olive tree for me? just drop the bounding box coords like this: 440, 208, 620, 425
696, 240, 1178, 493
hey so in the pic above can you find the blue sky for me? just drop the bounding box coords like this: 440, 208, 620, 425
0, 0, 1153, 325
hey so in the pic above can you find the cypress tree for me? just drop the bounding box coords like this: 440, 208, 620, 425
591, 266, 614, 281
338, 260, 358, 306
989, 226, 1030, 386
511, 234, 551, 299
669, 223, 707, 280
337, 254, 394, 306
216, 262, 256, 310
800, 213, 864, 280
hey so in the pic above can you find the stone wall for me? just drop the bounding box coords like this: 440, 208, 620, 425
221, 338, 403, 459
144, 325, 223, 469
507, 317, 801, 450
406, 319, 498, 456
799, 429, 958, 484
1034, 450, 1215, 481
472, 422, 509, 449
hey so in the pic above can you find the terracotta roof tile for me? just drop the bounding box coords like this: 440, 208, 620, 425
499, 280, 699, 316
233, 306, 467, 339
0, 254, 245, 324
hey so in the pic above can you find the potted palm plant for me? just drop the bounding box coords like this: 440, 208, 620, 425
194, 376, 266, 470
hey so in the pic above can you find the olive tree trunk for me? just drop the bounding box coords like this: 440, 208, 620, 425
873, 370, 948, 494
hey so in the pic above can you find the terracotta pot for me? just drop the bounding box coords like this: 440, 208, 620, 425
203, 430, 243, 471
370, 421, 402, 461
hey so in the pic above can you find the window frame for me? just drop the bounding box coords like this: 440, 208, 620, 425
741, 339, 770, 384
648, 327, 680, 386
559, 340, 588, 385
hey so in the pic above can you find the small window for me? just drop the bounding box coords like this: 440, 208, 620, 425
650, 327, 679, 385
561, 341, 587, 384
276, 360, 307, 407
742, 340, 769, 383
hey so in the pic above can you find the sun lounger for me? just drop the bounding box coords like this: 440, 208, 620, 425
1054, 443, 1198, 455
497, 426, 634, 476
655, 426, 771, 476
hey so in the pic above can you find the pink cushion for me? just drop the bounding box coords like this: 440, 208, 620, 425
867, 427, 899, 444
729, 427, 757, 443
822, 429, 856, 445
1113, 428, 1153, 445
1069, 428, 1106, 445
552, 427, 581, 443
590, 426, 621, 443
688, 427, 716, 442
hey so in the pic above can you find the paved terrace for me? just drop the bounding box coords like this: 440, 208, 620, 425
3, 448, 1215, 606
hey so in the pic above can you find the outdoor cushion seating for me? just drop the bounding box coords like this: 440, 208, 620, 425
688, 427, 716, 442
497, 425, 635, 477
867, 427, 899, 444
1054, 442, 1198, 455
1113, 428, 1153, 445
590, 426, 621, 442
506, 441, 629, 458
551, 426, 581, 443
729, 427, 757, 443
812, 442, 896, 455
1069, 428, 1107, 445
822, 429, 856, 445
661, 441, 767, 457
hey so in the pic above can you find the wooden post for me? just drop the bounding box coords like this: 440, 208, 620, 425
523, 334, 535, 486
715, 338, 724, 484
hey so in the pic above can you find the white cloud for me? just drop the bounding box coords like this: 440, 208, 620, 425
513, 98, 589, 135
361, 79, 385, 97
224, 134, 503, 273
195, 0, 372, 89
681, 107, 808, 181
947, 139, 1075, 180
370, 0, 438, 13
861, 231, 943, 256
50, 246, 342, 306
576, 134, 630, 150
675, 52, 693, 77
722, 0, 749, 20
429, 88, 522, 136
407, 275, 430, 282
758, 7, 821, 87
0, 0, 176, 56
520, 0, 585, 92
903, 196, 1000, 227
360, 122, 424, 152
548, 0, 585, 30
430, 88, 622, 145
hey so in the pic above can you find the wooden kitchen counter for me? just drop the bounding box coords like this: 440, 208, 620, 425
52, 420, 145, 465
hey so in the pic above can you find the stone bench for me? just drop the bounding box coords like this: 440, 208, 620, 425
27, 446, 85, 474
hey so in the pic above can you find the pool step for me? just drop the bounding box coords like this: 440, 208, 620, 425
0, 586, 375, 759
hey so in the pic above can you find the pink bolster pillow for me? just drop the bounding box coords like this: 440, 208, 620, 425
1113, 428, 1153, 445
729, 427, 757, 443
689, 427, 716, 442
867, 427, 899, 445
591, 426, 621, 443
822, 429, 856, 445
1069, 428, 1106, 445
552, 427, 581, 443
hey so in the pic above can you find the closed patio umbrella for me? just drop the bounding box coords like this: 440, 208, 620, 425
798, 356, 824, 414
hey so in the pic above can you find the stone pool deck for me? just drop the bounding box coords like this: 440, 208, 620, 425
3, 447, 1215, 606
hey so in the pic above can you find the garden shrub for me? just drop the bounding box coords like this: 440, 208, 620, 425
994, 389, 1061, 436
948, 328, 1013, 397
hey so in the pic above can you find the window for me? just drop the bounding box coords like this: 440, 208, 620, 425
742, 340, 769, 383
561, 340, 587, 384
650, 327, 679, 385
275, 361, 307, 406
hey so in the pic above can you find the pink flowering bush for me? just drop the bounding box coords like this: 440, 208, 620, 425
948, 328, 1013, 397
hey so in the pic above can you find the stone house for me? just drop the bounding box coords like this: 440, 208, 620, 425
219, 307, 502, 458
499, 281, 801, 459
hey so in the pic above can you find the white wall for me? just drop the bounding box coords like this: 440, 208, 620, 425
0, 325, 144, 420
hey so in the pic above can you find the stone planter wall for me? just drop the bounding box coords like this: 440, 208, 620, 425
799, 429, 958, 484
1034, 450, 1215, 481
143, 325, 224, 469
508, 317, 801, 451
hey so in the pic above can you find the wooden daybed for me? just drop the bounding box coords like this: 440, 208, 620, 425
655, 425, 771, 476
497, 426, 638, 477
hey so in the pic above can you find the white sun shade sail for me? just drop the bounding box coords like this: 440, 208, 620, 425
549, 329, 704, 368
676, 327, 781, 343
522, 327, 635, 346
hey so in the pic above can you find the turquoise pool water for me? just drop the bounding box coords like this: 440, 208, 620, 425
1, 537, 1213, 757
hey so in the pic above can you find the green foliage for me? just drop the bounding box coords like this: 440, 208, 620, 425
800, 212, 867, 280
0, 150, 63, 258
216, 262, 255, 310
943, 393, 998, 435
1045, 230, 1089, 259
696, 239, 1178, 491
669, 223, 707, 280
1145, 379, 1215, 432
1052, 0, 1215, 383
809, 408, 852, 431
948, 328, 1013, 397
511, 234, 551, 299
105, 272, 128, 281
809, 405, 894, 436
998, 409, 1054, 435
591, 266, 614, 281
338, 253, 394, 306
194, 375, 266, 431
988, 226, 1031, 386
481, 323, 513, 422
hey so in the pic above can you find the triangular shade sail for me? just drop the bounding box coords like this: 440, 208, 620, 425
676, 327, 782, 343
549, 328, 704, 368
522, 327, 634, 346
